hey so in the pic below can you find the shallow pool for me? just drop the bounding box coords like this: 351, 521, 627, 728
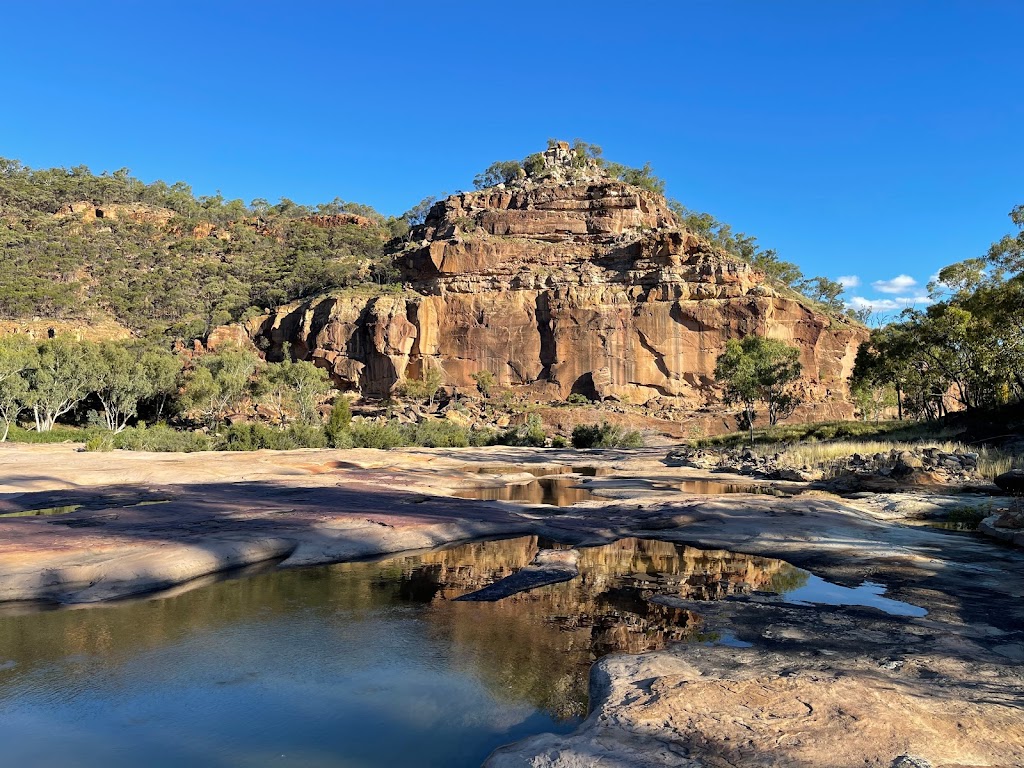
0, 535, 922, 766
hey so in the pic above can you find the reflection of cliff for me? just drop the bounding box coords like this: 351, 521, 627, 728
398, 537, 800, 718
455, 478, 595, 506
0, 536, 803, 724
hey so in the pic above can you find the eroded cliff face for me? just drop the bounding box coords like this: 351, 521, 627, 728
254, 144, 866, 414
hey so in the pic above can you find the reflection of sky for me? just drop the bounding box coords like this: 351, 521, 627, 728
0, 535, 921, 767
781, 574, 927, 617
0, 607, 568, 768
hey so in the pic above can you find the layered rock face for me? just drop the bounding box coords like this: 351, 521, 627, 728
255, 143, 865, 415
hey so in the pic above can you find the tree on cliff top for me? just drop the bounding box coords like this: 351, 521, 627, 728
471, 140, 666, 195
473, 161, 522, 189
714, 336, 803, 443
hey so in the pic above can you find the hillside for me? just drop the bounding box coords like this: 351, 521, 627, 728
0, 159, 399, 339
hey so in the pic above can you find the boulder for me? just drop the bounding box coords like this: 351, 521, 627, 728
995, 469, 1024, 494
896, 451, 925, 470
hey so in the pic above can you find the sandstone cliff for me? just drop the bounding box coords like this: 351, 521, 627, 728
254, 143, 866, 417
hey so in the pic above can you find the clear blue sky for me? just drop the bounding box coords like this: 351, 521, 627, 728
2, 1, 1021, 312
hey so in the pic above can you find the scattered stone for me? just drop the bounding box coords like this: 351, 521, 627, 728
891, 756, 931, 768
665, 445, 979, 490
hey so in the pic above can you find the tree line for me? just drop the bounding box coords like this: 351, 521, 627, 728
851, 204, 1024, 421
0, 335, 333, 442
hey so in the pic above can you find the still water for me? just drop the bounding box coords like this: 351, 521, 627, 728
0, 536, 899, 767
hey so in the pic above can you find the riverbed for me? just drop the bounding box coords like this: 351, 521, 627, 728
0, 443, 1022, 767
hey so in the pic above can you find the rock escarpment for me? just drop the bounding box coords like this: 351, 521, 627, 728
255, 143, 866, 416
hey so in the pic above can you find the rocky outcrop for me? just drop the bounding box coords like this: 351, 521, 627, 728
298, 212, 375, 228
55, 200, 177, 226
0, 318, 132, 343
254, 143, 866, 416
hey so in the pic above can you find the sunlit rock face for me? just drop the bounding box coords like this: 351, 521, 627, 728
254, 145, 865, 415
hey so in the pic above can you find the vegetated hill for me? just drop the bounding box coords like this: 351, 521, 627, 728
254, 141, 866, 419
0, 159, 403, 340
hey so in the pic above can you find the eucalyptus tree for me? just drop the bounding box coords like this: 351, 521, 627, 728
260, 348, 331, 426
714, 335, 803, 442
93, 341, 158, 433
183, 345, 263, 429
0, 336, 35, 441
27, 336, 100, 432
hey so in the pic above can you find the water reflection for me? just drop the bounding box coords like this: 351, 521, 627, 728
0, 504, 82, 518
0, 537, 805, 767
372, 537, 802, 717
676, 480, 788, 496
455, 477, 596, 506
456, 473, 792, 507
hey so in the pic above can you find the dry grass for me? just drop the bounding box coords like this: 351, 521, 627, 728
695, 419, 962, 449
776, 439, 1021, 480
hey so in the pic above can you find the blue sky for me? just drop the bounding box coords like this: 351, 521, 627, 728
2, 1, 1021, 313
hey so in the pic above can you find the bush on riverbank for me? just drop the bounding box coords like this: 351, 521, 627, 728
58, 418, 500, 453
571, 422, 644, 449
113, 425, 213, 452
7, 424, 106, 444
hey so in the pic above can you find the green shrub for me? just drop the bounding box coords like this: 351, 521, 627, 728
328, 428, 355, 449
412, 420, 470, 448
286, 422, 328, 449
7, 425, 105, 444
551, 435, 569, 448
350, 421, 409, 449
325, 396, 352, 447
218, 422, 326, 451
114, 424, 212, 452
470, 427, 498, 447
218, 422, 297, 451
84, 435, 114, 452
566, 393, 590, 405
496, 413, 548, 447
947, 505, 989, 527
571, 422, 644, 449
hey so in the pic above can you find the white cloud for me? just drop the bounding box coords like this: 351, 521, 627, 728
871, 274, 918, 294
846, 295, 933, 313
837, 275, 860, 290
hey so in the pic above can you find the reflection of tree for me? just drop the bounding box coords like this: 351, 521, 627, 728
769, 564, 811, 595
